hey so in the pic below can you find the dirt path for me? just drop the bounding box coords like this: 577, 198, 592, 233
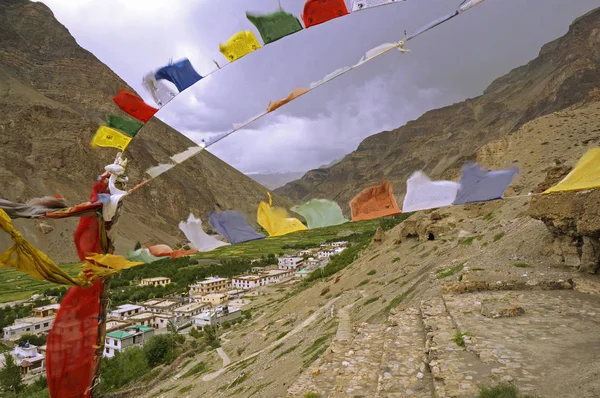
202, 296, 341, 382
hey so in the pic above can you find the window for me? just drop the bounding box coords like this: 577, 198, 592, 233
43, 323, 49, 328
105, 348, 109, 354
35, 325, 40, 330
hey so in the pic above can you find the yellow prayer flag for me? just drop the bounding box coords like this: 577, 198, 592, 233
257, 192, 307, 237
79, 253, 143, 282
91, 126, 133, 151
219, 31, 262, 62
0, 208, 82, 286
544, 148, 600, 193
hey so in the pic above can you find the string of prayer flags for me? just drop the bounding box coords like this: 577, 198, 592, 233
143, 72, 177, 107
0, 208, 83, 286
454, 163, 520, 205
302, 0, 349, 28
179, 213, 230, 252
458, 0, 486, 13
544, 148, 600, 194
0, 196, 67, 219
90, 126, 133, 151
402, 171, 458, 212
220, 31, 262, 62
352, 0, 403, 12
113, 89, 158, 123
349, 180, 401, 221
105, 114, 143, 138
257, 192, 307, 236
291, 199, 348, 229
267, 88, 308, 112
154, 58, 203, 92
208, 210, 266, 244
246, 10, 303, 44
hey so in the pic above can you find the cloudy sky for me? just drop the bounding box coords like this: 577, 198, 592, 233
36, 0, 598, 174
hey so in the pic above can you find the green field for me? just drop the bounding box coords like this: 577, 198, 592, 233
0, 218, 391, 303
192, 219, 382, 259
0, 263, 80, 303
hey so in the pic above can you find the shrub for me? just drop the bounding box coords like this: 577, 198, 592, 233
320, 287, 330, 296
367, 270, 376, 275
357, 279, 369, 287
143, 335, 176, 367
493, 232, 505, 242
475, 383, 538, 398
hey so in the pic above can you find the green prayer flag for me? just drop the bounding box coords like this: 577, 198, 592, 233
106, 114, 143, 138
291, 199, 348, 229
246, 10, 303, 45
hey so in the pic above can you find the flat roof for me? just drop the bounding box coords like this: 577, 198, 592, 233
127, 325, 153, 332
107, 330, 130, 339
202, 293, 227, 298
33, 304, 60, 311
126, 312, 155, 320
142, 299, 162, 306
4, 323, 31, 331
153, 300, 179, 307
176, 302, 207, 312
195, 277, 228, 285
233, 275, 262, 281
264, 270, 292, 276
114, 304, 143, 312
141, 277, 171, 282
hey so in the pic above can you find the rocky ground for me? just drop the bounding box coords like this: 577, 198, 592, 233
122, 97, 600, 398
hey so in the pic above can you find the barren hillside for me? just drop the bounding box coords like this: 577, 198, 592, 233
0, 0, 293, 261
137, 95, 600, 398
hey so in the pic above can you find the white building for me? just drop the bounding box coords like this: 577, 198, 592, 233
318, 247, 345, 259
124, 312, 155, 328
104, 325, 154, 358
278, 256, 304, 270
192, 306, 242, 331
12, 344, 45, 376
141, 299, 182, 314
331, 241, 348, 247
3, 317, 55, 341
230, 269, 295, 290
173, 302, 208, 317
140, 277, 171, 287
317, 250, 335, 259
107, 304, 144, 320
188, 277, 229, 296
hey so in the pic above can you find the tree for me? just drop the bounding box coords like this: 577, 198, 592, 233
202, 325, 220, 349
0, 353, 24, 394
189, 327, 200, 339
143, 335, 175, 367
166, 320, 178, 335
15, 334, 46, 347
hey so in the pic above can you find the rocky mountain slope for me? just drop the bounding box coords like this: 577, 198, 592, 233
142, 89, 600, 398
275, 7, 600, 212
0, 0, 293, 262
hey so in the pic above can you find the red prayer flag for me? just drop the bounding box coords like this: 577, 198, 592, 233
112, 89, 158, 123
302, 0, 349, 28
46, 281, 102, 398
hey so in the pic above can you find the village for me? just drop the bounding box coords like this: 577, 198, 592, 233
0, 242, 348, 380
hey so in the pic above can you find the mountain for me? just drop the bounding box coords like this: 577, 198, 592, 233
275, 7, 600, 212
0, 0, 293, 262
247, 172, 306, 190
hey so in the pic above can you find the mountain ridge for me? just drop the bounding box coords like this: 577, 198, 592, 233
275, 7, 600, 211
